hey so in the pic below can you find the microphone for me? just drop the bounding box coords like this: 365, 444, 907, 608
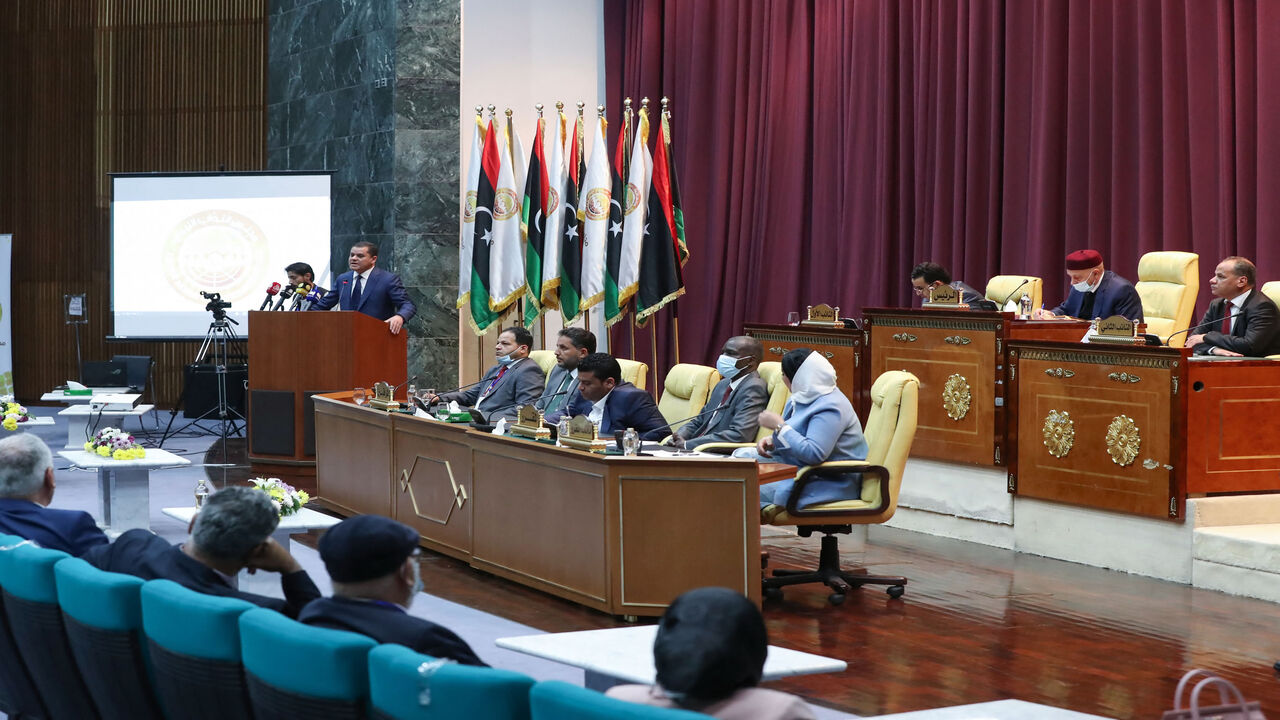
535, 388, 572, 410
288, 283, 312, 311
998, 278, 1031, 310
633, 402, 728, 443
426, 376, 492, 404
272, 283, 297, 311
300, 288, 322, 312
258, 282, 281, 311
1165, 313, 1233, 348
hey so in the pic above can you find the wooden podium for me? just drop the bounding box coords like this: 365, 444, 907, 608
247, 311, 406, 470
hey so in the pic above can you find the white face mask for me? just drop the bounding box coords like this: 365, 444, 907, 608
1072, 271, 1099, 293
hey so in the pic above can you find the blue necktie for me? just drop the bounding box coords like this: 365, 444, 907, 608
350, 274, 363, 310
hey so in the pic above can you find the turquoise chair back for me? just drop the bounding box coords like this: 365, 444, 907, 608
0, 534, 46, 718
368, 643, 535, 720
529, 681, 712, 719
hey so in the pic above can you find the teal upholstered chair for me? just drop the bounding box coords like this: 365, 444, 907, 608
368, 643, 535, 720
239, 607, 377, 719
141, 579, 257, 720
529, 681, 712, 719
0, 541, 100, 719
55, 557, 163, 720
0, 533, 46, 719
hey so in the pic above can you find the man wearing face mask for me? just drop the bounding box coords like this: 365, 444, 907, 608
670, 336, 769, 451
429, 325, 545, 423
299, 515, 487, 666
1033, 249, 1144, 321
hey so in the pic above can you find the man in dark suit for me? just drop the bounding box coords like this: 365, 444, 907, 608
536, 327, 594, 416
309, 241, 416, 334
548, 353, 668, 440
672, 336, 770, 451
1186, 256, 1280, 357
299, 515, 486, 666
910, 262, 985, 306
0, 433, 106, 556
1034, 249, 1144, 321
82, 486, 320, 618
431, 325, 545, 423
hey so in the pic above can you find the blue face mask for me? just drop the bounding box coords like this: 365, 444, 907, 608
716, 354, 742, 380
497, 349, 520, 365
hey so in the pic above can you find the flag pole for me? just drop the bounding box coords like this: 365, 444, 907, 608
650, 321, 659, 400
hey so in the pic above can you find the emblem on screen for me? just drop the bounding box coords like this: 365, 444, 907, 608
163, 209, 268, 299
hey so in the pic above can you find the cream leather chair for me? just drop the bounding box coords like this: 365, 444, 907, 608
1135, 251, 1198, 343
656, 364, 720, 434
985, 275, 1043, 312
695, 361, 789, 453
762, 370, 919, 605
1261, 281, 1280, 307
529, 350, 557, 376
617, 358, 648, 390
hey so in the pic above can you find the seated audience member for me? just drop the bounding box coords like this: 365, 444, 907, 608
1033, 249, 1144, 321
1185, 256, 1280, 357
546, 353, 668, 440
430, 326, 545, 423
607, 587, 816, 720
672, 336, 768, 450
300, 515, 486, 666
0, 433, 107, 556
537, 327, 595, 414
734, 349, 868, 519
83, 486, 320, 618
910, 262, 984, 305
285, 261, 325, 296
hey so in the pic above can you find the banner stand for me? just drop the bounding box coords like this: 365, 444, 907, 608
0, 234, 12, 397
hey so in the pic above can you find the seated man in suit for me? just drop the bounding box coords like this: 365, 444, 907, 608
0, 433, 106, 556
671, 336, 769, 451
309, 241, 416, 335
548, 353, 668, 440
1033, 249, 1144, 321
1185, 256, 1280, 357
430, 325, 545, 423
537, 327, 594, 416
83, 486, 320, 618
910, 262, 984, 305
299, 515, 486, 666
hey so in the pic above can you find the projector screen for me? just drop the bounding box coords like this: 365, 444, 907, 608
110, 172, 332, 339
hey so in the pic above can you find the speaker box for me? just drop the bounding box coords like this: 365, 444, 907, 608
182, 364, 247, 418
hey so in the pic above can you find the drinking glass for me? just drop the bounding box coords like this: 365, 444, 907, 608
353, 387, 368, 406
622, 428, 641, 456
787, 311, 801, 326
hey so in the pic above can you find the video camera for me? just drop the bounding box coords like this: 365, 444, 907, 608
200, 291, 236, 323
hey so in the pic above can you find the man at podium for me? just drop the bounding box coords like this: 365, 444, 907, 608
310, 241, 416, 334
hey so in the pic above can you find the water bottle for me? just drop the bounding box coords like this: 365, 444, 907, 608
406, 381, 417, 405
623, 428, 640, 456
557, 416, 570, 442
1019, 293, 1032, 319
194, 478, 210, 508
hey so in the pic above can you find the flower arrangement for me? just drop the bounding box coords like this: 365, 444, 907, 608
249, 477, 310, 517
83, 427, 146, 460
2, 396, 31, 432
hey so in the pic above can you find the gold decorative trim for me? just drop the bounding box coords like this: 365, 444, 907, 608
944, 335, 972, 345
823, 351, 835, 359
867, 315, 1003, 332
749, 330, 858, 347
1044, 367, 1075, 378
1016, 347, 1178, 369
1105, 415, 1141, 466
1042, 409, 1074, 458
942, 374, 971, 421
1107, 372, 1141, 384
768, 346, 784, 356
399, 457, 468, 526
892, 333, 917, 343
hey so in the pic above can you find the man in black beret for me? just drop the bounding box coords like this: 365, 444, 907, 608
298, 514, 486, 666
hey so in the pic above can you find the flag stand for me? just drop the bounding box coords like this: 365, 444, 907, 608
649, 322, 659, 399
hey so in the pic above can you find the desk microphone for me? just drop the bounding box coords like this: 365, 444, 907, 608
427, 377, 492, 404
641, 402, 730, 442
258, 283, 281, 311
535, 388, 572, 411
998, 278, 1030, 310
1165, 315, 1231, 348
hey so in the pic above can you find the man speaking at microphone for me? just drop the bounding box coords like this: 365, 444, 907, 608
429, 326, 544, 423
546, 353, 667, 440
309, 241, 415, 334
1184, 256, 1280, 357
671, 336, 769, 451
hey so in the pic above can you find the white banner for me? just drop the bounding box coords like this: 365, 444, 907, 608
0, 234, 11, 397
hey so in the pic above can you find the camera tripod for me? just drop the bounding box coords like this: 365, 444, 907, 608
160, 316, 246, 462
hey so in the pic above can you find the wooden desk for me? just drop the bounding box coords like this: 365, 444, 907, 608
743, 323, 867, 414
313, 394, 761, 617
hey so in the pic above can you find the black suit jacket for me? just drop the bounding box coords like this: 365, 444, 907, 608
1192, 290, 1280, 357
0, 499, 107, 557
298, 596, 487, 666
82, 529, 321, 618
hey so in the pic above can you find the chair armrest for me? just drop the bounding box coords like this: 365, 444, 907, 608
783, 460, 890, 518
688, 441, 752, 455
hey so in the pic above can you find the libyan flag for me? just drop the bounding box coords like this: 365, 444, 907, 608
468, 119, 502, 334
522, 116, 550, 328
558, 115, 586, 323
635, 110, 687, 321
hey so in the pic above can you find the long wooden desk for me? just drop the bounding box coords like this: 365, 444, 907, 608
313, 393, 761, 617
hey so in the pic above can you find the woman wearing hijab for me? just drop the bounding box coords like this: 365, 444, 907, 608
605, 587, 816, 719
741, 348, 868, 519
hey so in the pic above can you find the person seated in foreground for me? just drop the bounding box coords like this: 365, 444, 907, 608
430, 325, 545, 423
733, 348, 868, 520
1033, 249, 1144, 321
671, 335, 768, 451
0, 433, 107, 556
910, 262, 984, 305
537, 327, 595, 415
299, 515, 487, 666
1184, 256, 1280, 357
83, 486, 320, 618
545, 353, 668, 440
606, 587, 816, 720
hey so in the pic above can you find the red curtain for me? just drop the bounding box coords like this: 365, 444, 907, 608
606, 0, 1280, 372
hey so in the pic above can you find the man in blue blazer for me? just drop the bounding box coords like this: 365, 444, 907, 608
547, 353, 668, 440
310, 241, 416, 334
1034, 249, 1144, 321
0, 434, 107, 556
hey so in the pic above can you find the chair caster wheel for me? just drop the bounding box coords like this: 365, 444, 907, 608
886, 585, 905, 599
764, 587, 784, 601
828, 593, 845, 606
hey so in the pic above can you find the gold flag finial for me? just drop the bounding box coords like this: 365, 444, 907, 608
505, 107, 513, 118
597, 104, 605, 117
641, 97, 650, 110
535, 103, 544, 117
661, 97, 670, 111
555, 100, 564, 111
474, 105, 483, 116
576, 101, 585, 116
624, 97, 632, 109
487, 104, 496, 117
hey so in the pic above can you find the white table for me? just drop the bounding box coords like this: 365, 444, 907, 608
58, 449, 190, 533
161, 506, 340, 551
495, 625, 847, 691
58, 404, 156, 449
6, 417, 54, 432
40, 387, 130, 404
870, 700, 1112, 719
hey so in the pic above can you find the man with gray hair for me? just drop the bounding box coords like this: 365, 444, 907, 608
0, 433, 106, 556
83, 485, 320, 617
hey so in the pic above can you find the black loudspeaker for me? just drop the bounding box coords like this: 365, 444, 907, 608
182, 364, 247, 417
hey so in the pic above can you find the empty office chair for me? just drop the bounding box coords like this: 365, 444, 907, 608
529, 681, 710, 719
985, 274, 1043, 311
0, 541, 100, 719
54, 557, 162, 720
655, 363, 720, 435
762, 371, 919, 605
529, 349, 557, 376
0, 534, 47, 720
1135, 252, 1199, 343
617, 358, 649, 390
141, 579, 256, 720
694, 361, 789, 453
239, 607, 377, 720
368, 643, 535, 720
1261, 281, 1280, 307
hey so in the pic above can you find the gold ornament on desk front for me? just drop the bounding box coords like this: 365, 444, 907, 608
1105, 415, 1141, 466
510, 404, 551, 441
942, 374, 971, 421
559, 415, 609, 453
1042, 409, 1074, 458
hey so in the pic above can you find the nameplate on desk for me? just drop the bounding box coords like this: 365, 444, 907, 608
922, 285, 968, 310
800, 303, 843, 328
368, 381, 401, 411
1088, 315, 1143, 345
559, 415, 609, 453
510, 404, 551, 441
